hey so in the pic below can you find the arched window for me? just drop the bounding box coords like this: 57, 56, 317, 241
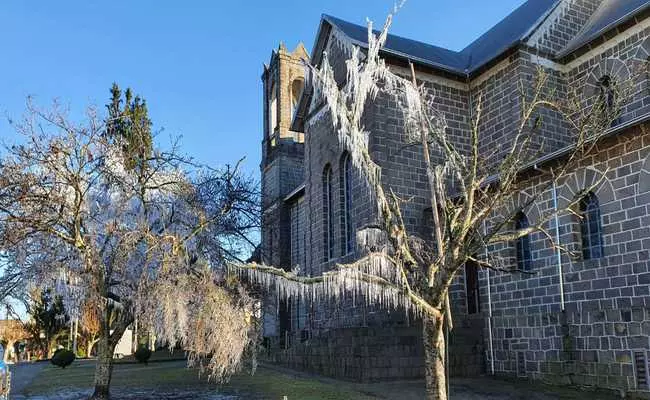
599, 75, 618, 126
322, 165, 334, 261
339, 153, 353, 255
580, 192, 603, 260
290, 79, 304, 120
599, 75, 614, 110
514, 212, 532, 271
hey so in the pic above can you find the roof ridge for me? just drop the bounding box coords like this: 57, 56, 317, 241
321, 1, 559, 75
319, 0, 641, 75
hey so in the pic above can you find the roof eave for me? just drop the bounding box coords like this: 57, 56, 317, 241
284, 184, 306, 203
520, 0, 563, 42
311, 16, 333, 67
483, 112, 650, 188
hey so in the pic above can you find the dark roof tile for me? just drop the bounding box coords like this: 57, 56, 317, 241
322, 14, 468, 74
321, 0, 648, 76
460, 0, 559, 71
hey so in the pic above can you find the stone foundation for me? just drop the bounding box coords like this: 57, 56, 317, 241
266, 326, 424, 381
490, 306, 650, 394
265, 318, 486, 382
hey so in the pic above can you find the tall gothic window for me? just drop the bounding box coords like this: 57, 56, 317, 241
514, 212, 532, 272
580, 192, 603, 260
323, 165, 334, 261
339, 153, 353, 255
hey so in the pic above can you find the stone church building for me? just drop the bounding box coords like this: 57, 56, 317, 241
260, 0, 650, 394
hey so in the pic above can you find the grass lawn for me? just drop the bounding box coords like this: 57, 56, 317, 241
20, 358, 378, 400
18, 356, 622, 400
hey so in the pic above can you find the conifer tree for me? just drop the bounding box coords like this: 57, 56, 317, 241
105, 83, 153, 172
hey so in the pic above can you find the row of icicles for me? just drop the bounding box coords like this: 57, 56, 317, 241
231, 252, 425, 319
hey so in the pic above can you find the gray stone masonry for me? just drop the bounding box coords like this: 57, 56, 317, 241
260, 1, 650, 396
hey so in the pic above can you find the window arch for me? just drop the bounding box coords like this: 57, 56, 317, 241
339, 153, 353, 255
579, 192, 603, 260
514, 212, 532, 272
322, 165, 334, 261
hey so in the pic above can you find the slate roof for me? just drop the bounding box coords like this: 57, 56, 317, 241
321, 0, 649, 77
459, 0, 559, 71
558, 0, 650, 57
322, 14, 468, 74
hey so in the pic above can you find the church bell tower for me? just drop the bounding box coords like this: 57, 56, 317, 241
260, 43, 309, 343
260, 42, 308, 268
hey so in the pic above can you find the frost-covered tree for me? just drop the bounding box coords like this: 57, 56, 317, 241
0, 94, 259, 399
0, 319, 28, 362
231, 10, 633, 400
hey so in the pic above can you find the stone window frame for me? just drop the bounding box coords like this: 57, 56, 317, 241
322, 164, 335, 262
496, 190, 541, 274
556, 166, 615, 263
583, 58, 630, 126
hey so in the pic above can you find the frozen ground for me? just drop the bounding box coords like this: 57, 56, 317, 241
9, 359, 621, 400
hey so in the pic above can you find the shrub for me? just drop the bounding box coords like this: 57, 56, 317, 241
76, 348, 87, 359
134, 346, 152, 365
51, 349, 75, 368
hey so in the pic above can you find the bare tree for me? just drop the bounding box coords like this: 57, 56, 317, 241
0, 99, 260, 399
0, 320, 28, 363
231, 10, 633, 400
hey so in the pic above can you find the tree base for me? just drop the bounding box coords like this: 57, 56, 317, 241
90, 385, 110, 400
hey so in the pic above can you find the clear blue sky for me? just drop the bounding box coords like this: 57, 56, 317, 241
0, 0, 525, 178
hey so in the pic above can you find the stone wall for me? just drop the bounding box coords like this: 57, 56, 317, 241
261, 3, 650, 394
470, 123, 650, 395
530, 0, 603, 54
267, 326, 424, 381
266, 319, 485, 382
490, 306, 650, 392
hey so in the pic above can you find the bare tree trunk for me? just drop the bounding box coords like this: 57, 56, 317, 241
48, 337, 58, 358
90, 323, 128, 400
88, 338, 99, 358
72, 317, 78, 355
423, 314, 447, 400
3, 341, 14, 363
91, 336, 115, 400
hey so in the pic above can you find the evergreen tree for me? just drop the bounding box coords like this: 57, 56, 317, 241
105, 83, 153, 172
25, 289, 68, 358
